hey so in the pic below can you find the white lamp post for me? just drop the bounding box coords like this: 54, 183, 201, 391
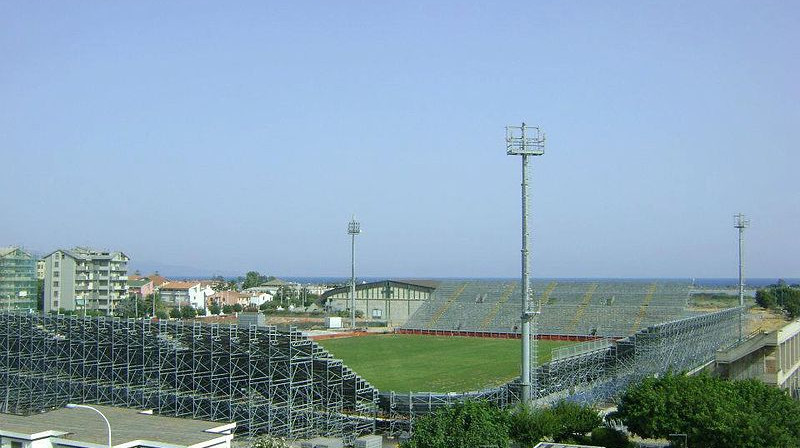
65, 403, 111, 448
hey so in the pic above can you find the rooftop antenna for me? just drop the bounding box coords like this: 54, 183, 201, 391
734, 213, 750, 340
506, 122, 546, 405
348, 216, 362, 329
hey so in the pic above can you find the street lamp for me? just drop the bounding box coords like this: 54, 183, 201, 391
65, 403, 112, 448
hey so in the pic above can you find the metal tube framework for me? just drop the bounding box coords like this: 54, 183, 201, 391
0, 313, 378, 443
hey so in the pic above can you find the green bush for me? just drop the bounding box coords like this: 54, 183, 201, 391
249, 435, 290, 448
180, 306, 196, 319
401, 401, 509, 448
616, 373, 800, 448
590, 427, 634, 448
755, 285, 800, 318
209, 303, 221, 315
551, 401, 603, 442
509, 405, 557, 447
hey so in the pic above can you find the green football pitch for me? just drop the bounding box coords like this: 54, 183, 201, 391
317, 334, 575, 393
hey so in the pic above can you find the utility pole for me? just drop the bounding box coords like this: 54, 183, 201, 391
734, 213, 749, 340
348, 216, 361, 329
506, 123, 546, 405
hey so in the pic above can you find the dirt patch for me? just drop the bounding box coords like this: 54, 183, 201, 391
747, 307, 790, 334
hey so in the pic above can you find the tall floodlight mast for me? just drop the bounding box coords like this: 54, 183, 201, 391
734, 213, 749, 340
348, 216, 362, 329
506, 123, 546, 404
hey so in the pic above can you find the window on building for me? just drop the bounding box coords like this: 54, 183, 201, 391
53, 281, 59, 287
53, 291, 59, 298
11, 440, 23, 448
53, 270, 59, 277
54, 261, 59, 268
372, 309, 382, 319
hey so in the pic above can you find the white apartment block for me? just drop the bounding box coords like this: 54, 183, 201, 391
159, 281, 214, 312
43, 247, 129, 314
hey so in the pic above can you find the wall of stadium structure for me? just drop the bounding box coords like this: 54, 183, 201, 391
0, 308, 741, 441
381, 307, 741, 436
0, 313, 378, 443
401, 280, 695, 338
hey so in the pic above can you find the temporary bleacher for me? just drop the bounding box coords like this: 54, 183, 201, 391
400, 280, 694, 338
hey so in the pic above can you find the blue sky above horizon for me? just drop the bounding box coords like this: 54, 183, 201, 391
1, 1, 798, 278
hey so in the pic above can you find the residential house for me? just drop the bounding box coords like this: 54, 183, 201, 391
148, 273, 169, 289
247, 292, 273, 307
160, 281, 214, 312
208, 290, 250, 308
128, 278, 155, 298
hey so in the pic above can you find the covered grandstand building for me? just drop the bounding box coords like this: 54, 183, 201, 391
322, 280, 436, 327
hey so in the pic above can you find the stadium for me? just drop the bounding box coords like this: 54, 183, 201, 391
0, 278, 740, 443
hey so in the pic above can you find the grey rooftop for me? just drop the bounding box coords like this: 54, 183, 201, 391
0, 404, 234, 448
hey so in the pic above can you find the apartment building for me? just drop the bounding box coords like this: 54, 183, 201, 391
0, 247, 37, 310
43, 247, 129, 314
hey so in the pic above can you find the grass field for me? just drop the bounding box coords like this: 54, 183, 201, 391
317, 334, 575, 393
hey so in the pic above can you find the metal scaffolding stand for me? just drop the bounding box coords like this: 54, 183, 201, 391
0, 313, 377, 443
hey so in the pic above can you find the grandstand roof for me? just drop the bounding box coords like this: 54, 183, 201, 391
321, 279, 437, 299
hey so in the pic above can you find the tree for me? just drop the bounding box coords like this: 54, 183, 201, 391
209, 303, 221, 315
169, 308, 181, 319
222, 304, 233, 314
755, 285, 800, 318
36, 279, 44, 311
242, 271, 266, 290
509, 405, 557, 447
143, 292, 167, 317
615, 373, 800, 448
400, 401, 509, 448
114, 296, 141, 318
755, 289, 778, 309
551, 401, 602, 442
508, 402, 608, 447
155, 309, 169, 320
232, 303, 243, 313
211, 275, 226, 291
181, 306, 197, 319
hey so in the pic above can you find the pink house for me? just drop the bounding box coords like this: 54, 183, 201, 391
128, 278, 155, 297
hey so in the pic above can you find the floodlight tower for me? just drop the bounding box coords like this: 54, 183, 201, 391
506, 122, 546, 405
348, 216, 362, 329
734, 213, 749, 340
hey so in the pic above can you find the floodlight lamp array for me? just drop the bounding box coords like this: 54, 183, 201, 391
506, 123, 545, 156
733, 213, 750, 229
348, 218, 361, 235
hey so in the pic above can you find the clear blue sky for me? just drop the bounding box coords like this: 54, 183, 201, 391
1, 1, 798, 278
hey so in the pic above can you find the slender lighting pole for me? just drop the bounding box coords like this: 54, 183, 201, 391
734, 213, 749, 340
66, 403, 112, 448
506, 123, 546, 405
348, 216, 361, 329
